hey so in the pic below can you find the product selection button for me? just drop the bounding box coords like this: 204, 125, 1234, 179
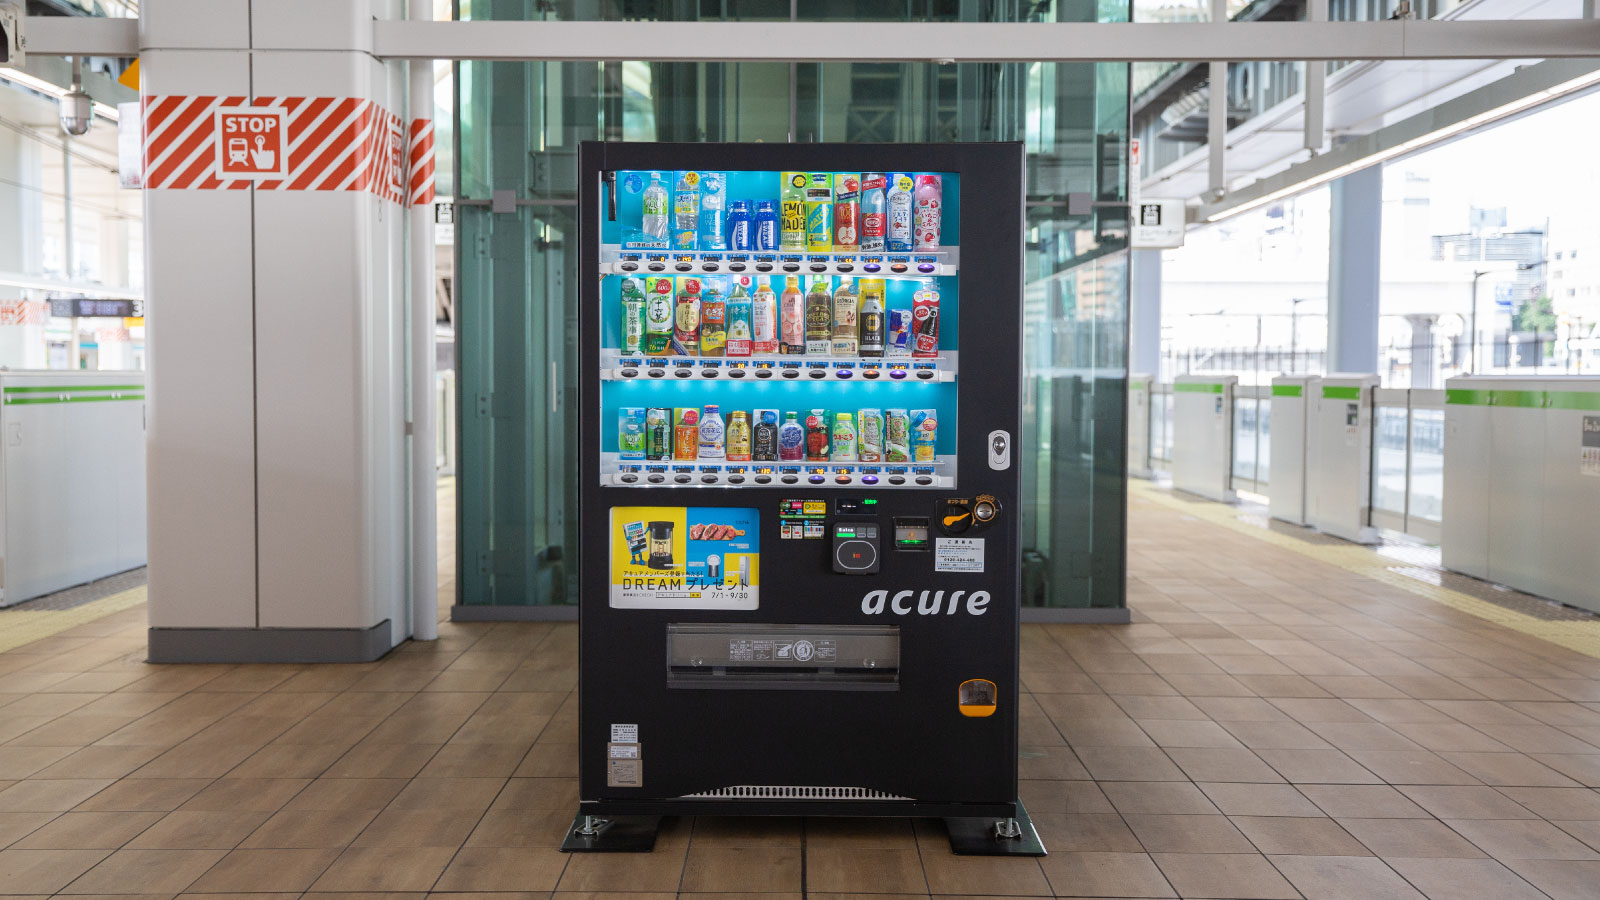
674, 262, 692, 272
620, 368, 638, 378
755, 368, 773, 379
754, 474, 772, 484
781, 474, 799, 484
756, 262, 773, 272
782, 262, 800, 272
890, 263, 908, 273
808, 474, 826, 484
647, 473, 666, 484
647, 262, 665, 272
915, 475, 934, 486
861, 475, 879, 485
917, 263, 936, 273
887, 475, 906, 485
701, 474, 719, 484
619, 473, 638, 483
727, 475, 745, 484
889, 369, 907, 380
619, 262, 638, 272
702, 262, 719, 271
674, 474, 692, 484
673, 368, 692, 378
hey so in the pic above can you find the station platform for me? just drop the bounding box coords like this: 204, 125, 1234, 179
1, 480, 1598, 898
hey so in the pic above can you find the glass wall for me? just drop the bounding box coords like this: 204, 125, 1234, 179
454, 0, 1132, 611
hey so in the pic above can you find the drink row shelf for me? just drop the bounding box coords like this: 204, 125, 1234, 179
601, 454, 956, 489
601, 246, 959, 278
599, 351, 959, 383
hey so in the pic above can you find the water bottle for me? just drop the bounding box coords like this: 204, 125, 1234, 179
728, 200, 753, 251
641, 173, 668, 242
753, 200, 778, 251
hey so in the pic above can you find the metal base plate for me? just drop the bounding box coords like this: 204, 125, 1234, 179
560, 813, 663, 852
944, 799, 1047, 856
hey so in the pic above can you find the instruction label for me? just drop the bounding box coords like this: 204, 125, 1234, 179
1584, 416, 1600, 478
607, 757, 643, 787
610, 723, 638, 742
935, 537, 985, 573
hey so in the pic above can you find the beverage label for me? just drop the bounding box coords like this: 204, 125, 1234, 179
620, 278, 645, 354
699, 294, 726, 357
831, 285, 858, 357
780, 172, 808, 252
780, 280, 806, 354
833, 174, 860, 247
673, 408, 700, 461
887, 308, 913, 357
672, 171, 702, 250
698, 172, 727, 250
910, 409, 938, 463
644, 276, 675, 355
831, 415, 857, 462
884, 409, 910, 462
635, 170, 671, 248
913, 174, 942, 250
753, 409, 779, 461
725, 291, 752, 357
805, 410, 831, 461
646, 407, 673, 460
752, 281, 778, 354
778, 416, 805, 461
912, 286, 940, 358
673, 278, 701, 356
726, 414, 751, 461
619, 407, 646, 460
805, 173, 833, 252
858, 409, 884, 462
754, 200, 779, 251
805, 280, 832, 355
886, 172, 915, 252
698, 407, 726, 459
728, 198, 751, 252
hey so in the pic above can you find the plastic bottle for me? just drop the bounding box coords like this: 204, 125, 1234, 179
858, 278, 885, 357
778, 411, 805, 461
644, 277, 673, 354
699, 172, 727, 250
698, 404, 726, 459
831, 278, 858, 357
886, 173, 915, 251
805, 277, 833, 356
859, 173, 887, 252
779, 275, 805, 355
751, 276, 778, 355
780, 173, 808, 252
913, 174, 942, 250
620, 277, 645, 354
831, 412, 857, 462
754, 200, 779, 251
725, 279, 752, 357
699, 280, 726, 357
753, 410, 779, 461
641, 172, 669, 243
727, 199, 752, 252
672, 171, 701, 250
673, 277, 701, 356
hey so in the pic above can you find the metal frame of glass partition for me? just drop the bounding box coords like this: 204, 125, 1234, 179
450, 1, 1135, 620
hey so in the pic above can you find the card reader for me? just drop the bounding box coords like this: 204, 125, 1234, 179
832, 522, 880, 574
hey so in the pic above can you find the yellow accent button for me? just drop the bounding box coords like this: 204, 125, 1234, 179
958, 679, 997, 718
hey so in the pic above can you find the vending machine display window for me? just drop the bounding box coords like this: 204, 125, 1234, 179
573, 142, 1039, 857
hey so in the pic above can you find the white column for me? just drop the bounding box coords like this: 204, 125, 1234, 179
1129, 248, 1163, 378
1327, 166, 1382, 375
143, 0, 412, 662
0, 123, 46, 368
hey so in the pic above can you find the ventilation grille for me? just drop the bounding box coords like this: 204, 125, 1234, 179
681, 785, 912, 800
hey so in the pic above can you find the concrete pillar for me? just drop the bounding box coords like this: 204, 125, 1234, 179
1405, 314, 1438, 389
143, 0, 412, 662
0, 122, 45, 369
1129, 248, 1163, 378
1327, 166, 1382, 374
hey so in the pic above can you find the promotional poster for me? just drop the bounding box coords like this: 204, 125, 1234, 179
610, 506, 761, 609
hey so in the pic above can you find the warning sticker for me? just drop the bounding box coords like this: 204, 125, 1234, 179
608, 757, 643, 787
935, 537, 985, 573
610, 723, 638, 742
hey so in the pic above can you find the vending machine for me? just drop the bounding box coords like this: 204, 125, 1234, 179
568, 142, 1037, 856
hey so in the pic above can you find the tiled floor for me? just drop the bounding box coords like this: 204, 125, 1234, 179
2, 484, 1600, 898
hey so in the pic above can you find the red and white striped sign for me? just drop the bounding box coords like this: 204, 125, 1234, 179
0, 299, 44, 326
143, 95, 433, 205
408, 119, 435, 207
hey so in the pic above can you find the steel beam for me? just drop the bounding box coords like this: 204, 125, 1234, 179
1305, 0, 1328, 154
22, 16, 1600, 63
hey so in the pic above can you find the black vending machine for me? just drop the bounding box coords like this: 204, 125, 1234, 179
568, 141, 1039, 855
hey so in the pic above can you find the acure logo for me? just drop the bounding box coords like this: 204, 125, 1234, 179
861, 589, 991, 616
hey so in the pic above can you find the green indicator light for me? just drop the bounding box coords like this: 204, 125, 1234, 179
864, 498, 878, 505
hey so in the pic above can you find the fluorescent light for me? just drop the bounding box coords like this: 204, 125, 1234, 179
0, 68, 123, 123
1203, 66, 1600, 224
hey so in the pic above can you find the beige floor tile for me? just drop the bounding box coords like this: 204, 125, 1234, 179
803, 848, 929, 893
557, 844, 688, 892
678, 845, 801, 892
285, 776, 408, 810
1531, 754, 1600, 787
185, 847, 341, 892
1039, 850, 1174, 898
322, 742, 442, 778
1444, 818, 1600, 860
30, 745, 166, 780
1101, 781, 1218, 816
491, 776, 580, 810
226, 742, 349, 778
432, 846, 568, 891
688, 816, 802, 848
1436, 751, 1581, 787
1029, 812, 1143, 852
1165, 747, 1284, 783
1151, 852, 1298, 899
1256, 748, 1381, 783
388, 775, 506, 810
418, 741, 532, 778
178, 777, 310, 811
1220, 719, 1333, 750
1198, 782, 1323, 817
71, 778, 209, 812
1124, 813, 1255, 854
1231, 815, 1371, 856
1190, 697, 1291, 722
1268, 854, 1424, 899
462, 807, 573, 848
0, 746, 79, 779
238, 807, 379, 849
916, 850, 1051, 896
1074, 747, 1185, 782
124, 809, 269, 850
515, 741, 579, 778
1336, 817, 1487, 858
0, 811, 57, 848
61, 847, 228, 894
1502, 858, 1600, 900
11, 811, 161, 850
0, 778, 116, 812
1345, 750, 1481, 785
1298, 784, 1431, 818
351, 807, 480, 847
1386, 856, 1548, 900
1136, 719, 1243, 749
308, 845, 457, 892
1397, 785, 1539, 820
1018, 779, 1116, 814
802, 817, 920, 850
1499, 786, 1600, 820
0, 848, 113, 892
1017, 745, 1090, 780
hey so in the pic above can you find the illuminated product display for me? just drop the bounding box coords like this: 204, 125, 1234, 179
571, 143, 1037, 856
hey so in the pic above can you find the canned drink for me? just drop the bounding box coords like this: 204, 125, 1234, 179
618, 407, 646, 460
646, 408, 673, 460
884, 409, 910, 463
887, 308, 913, 357
805, 173, 833, 252
726, 411, 752, 461
805, 408, 831, 462
833, 174, 860, 248
780, 173, 808, 252
912, 282, 940, 358
858, 408, 884, 462
673, 408, 700, 461
910, 409, 938, 463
